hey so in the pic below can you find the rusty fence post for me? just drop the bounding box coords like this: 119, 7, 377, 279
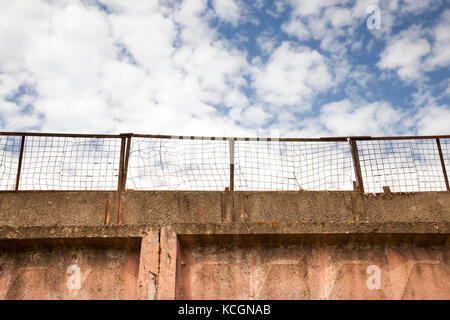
118, 136, 126, 191
116, 134, 132, 226
117, 133, 132, 191
14, 135, 25, 191
229, 138, 235, 191
436, 138, 450, 191
349, 138, 365, 194
121, 134, 132, 191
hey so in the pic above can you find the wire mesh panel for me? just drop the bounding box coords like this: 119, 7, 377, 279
357, 139, 447, 193
0, 135, 22, 190
127, 137, 230, 190
234, 140, 354, 191
440, 138, 450, 178
18, 136, 122, 190
1, 133, 450, 192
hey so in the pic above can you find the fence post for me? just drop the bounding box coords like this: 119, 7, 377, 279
118, 137, 126, 191
122, 135, 131, 191
229, 138, 235, 191
14, 135, 25, 191
118, 134, 132, 191
436, 138, 450, 191
349, 138, 365, 194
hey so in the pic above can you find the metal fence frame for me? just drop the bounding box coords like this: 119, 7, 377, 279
1, 132, 449, 193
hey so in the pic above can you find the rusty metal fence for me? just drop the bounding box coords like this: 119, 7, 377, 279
1, 132, 449, 193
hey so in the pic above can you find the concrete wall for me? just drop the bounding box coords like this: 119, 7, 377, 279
0, 191, 449, 299
0, 245, 139, 299
177, 235, 449, 299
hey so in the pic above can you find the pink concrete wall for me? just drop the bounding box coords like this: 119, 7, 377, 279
0, 247, 139, 300
1, 236, 449, 300
1, 191, 448, 300
177, 243, 450, 300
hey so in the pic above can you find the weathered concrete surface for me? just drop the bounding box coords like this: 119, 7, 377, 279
136, 229, 159, 300
176, 235, 449, 300
1, 191, 449, 228
0, 191, 119, 227
0, 244, 139, 300
0, 190, 449, 300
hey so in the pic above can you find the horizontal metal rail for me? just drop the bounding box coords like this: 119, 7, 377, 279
1, 131, 450, 141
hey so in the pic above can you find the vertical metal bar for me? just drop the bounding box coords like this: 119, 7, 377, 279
436, 138, 450, 191
349, 138, 365, 193
229, 139, 235, 191
15, 135, 25, 191
383, 186, 391, 194
121, 135, 131, 191
118, 137, 126, 191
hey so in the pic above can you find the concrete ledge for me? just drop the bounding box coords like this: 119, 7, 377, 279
0, 237, 142, 249
0, 221, 448, 241
0, 191, 119, 227
1, 191, 449, 228
0, 225, 148, 240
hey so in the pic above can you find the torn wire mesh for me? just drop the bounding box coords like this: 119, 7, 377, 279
126, 138, 355, 191
126, 137, 230, 190
234, 140, 354, 191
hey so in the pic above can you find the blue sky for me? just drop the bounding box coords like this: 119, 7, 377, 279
0, 0, 449, 137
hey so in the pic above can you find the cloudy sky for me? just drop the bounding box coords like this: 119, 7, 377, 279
0, 0, 449, 137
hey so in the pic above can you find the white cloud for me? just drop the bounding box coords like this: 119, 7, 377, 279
281, 1, 357, 55
424, 10, 450, 71
212, 0, 241, 26
377, 25, 431, 81
324, 6, 353, 28
223, 88, 249, 109
252, 42, 334, 109
444, 81, 450, 97
288, 0, 343, 16
266, 1, 287, 18
281, 18, 310, 40
416, 105, 450, 135
318, 99, 405, 136
378, 10, 450, 81
240, 105, 271, 126
0, 0, 447, 140
255, 34, 278, 54
0, 100, 41, 131
266, 97, 410, 138
401, 0, 439, 15
282, 0, 441, 56
348, 66, 374, 88
0, 0, 253, 137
